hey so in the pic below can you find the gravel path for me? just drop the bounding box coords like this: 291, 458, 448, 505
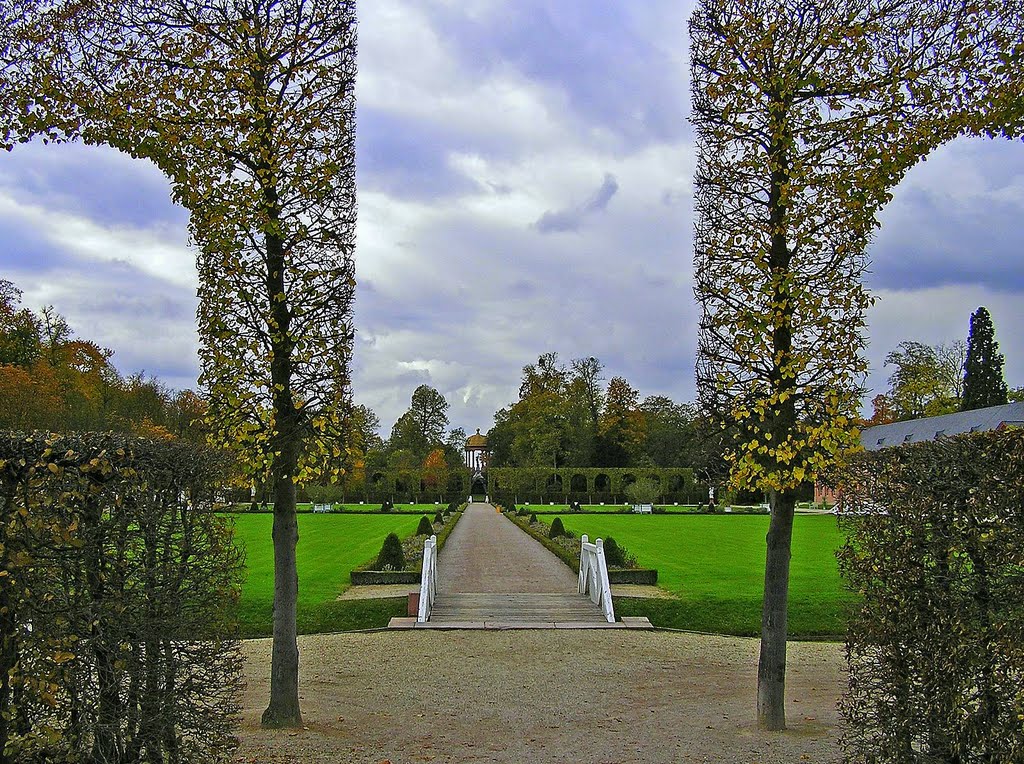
237, 630, 844, 763
436, 503, 577, 593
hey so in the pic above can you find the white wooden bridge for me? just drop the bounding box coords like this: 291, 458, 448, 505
390, 503, 652, 630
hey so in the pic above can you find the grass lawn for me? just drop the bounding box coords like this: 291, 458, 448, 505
542, 514, 852, 638
516, 503, 716, 514
230, 513, 422, 637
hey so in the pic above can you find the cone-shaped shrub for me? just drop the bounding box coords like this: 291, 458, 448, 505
549, 516, 566, 538
416, 515, 434, 536
433, 511, 443, 524
529, 512, 537, 523
603, 537, 626, 567
375, 532, 405, 570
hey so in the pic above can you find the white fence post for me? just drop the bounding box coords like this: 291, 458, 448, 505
578, 535, 615, 623
417, 534, 438, 623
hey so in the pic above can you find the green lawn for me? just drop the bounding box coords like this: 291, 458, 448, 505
542, 514, 852, 637
229, 513, 422, 637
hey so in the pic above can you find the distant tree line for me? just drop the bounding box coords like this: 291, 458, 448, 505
0, 279, 206, 440
486, 353, 727, 475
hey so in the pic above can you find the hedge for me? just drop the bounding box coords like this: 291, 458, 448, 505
487, 466, 707, 505
0, 432, 243, 763
835, 430, 1024, 763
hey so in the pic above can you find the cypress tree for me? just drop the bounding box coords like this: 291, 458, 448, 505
962, 307, 1008, 411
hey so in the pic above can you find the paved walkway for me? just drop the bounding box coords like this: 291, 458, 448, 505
436, 502, 578, 594
399, 503, 646, 628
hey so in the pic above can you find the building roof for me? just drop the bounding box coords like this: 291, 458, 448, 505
465, 428, 487, 448
861, 402, 1024, 451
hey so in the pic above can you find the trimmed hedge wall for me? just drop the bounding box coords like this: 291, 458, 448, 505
0, 432, 242, 763
836, 430, 1024, 763
488, 466, 707, 505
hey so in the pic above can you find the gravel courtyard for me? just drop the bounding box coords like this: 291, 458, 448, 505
236, 630, 845, 764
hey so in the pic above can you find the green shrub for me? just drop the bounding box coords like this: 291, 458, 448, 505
433, 511, 443, 524
416, 515, 434, 536
549, 517, 566, 538
529, 512, 537, 523
837, 430, 1024, 761
0, 433, 242, 761
379, 499, 394, 512
602, 536, 627, 567
624, 477, 660, 505
374, 532, 406, 570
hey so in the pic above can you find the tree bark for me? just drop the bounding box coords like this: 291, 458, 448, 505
260, 164, 304, 727
758, 91, 795, 732
757, 490, 795, 731
261, 473, 302, 727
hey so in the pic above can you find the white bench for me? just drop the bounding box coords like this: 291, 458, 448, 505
312, 503, 332, 513
632, 504, 653, 514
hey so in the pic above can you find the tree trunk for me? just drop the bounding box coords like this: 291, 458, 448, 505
260, 161, 304, 727
261, 476, 301, 726
758, 489, 795, 731
757, 90, 796, 732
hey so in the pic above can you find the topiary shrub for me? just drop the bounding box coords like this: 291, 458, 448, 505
375, 532, 405, 570
529, 512, 537, 523
379, 499, 394, 513
416, 515, 434, 536
433, 511, 443, 524
602, 537, 627, 567
549, 517, 566, 538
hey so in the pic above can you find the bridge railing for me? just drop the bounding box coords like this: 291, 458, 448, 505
417, 534, 438, 622
578, 534, 615, 623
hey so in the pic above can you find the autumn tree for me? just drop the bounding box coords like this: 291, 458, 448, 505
961, 306, 1008, 411
690, 0, 1015, 730
421, 447, 449, 501
5, 0, 359, 728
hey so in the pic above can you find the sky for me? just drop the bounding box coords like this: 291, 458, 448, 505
1, 0, 1022, 438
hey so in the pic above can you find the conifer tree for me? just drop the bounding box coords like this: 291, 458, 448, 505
962, 307, 1008, 411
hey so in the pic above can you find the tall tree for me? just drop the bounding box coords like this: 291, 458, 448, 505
389, 385, 451, 461
0, 279, 41, 368
596, 376, 645, 467
962, 307, 1008, 411
5, 0, 359, 728
884, 340, 964, 420
690, 0, 1013, 730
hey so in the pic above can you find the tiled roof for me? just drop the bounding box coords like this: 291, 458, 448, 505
861, 402, 1024, 450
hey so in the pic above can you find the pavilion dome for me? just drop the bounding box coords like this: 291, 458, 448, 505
465, 429, 487, 448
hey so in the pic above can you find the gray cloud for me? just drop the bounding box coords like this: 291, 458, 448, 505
534, 173, 619, 233
1, 1, 1021, 441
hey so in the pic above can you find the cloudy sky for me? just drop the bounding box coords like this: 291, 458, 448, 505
2, 0, 1022, 438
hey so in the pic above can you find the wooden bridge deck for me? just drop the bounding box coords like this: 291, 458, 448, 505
389, 503, 652, 630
